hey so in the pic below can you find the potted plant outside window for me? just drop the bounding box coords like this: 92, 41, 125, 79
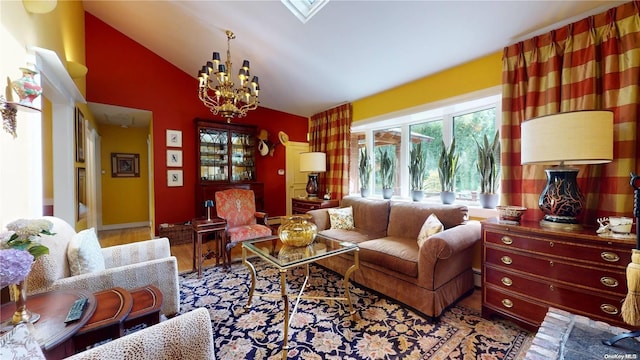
378, 147, 395, 199
438, 138, 459, 204
476, 131, 501, 208
359, 147, 372, 197
409, 142, 427, 201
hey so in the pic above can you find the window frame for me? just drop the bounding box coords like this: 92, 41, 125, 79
351, 88, 502, 206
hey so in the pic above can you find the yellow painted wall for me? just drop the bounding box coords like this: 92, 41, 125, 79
352, 52, 502, 123
100, 125, 149, 225
1, 1, 91, 229
351, 53, 504, 272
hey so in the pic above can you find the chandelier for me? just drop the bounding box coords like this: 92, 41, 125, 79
198, 30, 260, 121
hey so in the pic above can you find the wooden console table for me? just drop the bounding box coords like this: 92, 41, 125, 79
1, 289, 96, 359
292, 197, 339, 214
73, 287, 133, 352
481, 218, 634, 331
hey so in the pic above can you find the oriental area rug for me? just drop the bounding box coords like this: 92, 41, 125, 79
179, 260, 533, 360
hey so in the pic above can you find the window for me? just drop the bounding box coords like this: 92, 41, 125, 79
351, 92, 501, 206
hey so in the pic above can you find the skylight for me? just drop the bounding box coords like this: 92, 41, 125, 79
281, 0, 329, 23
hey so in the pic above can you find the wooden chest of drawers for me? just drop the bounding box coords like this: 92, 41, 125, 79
481, 218, 634, 331
292, 198, 339, 214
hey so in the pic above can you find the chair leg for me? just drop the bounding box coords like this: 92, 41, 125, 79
225, 242, 237, 271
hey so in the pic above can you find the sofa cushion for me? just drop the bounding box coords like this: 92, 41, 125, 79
26, 216, 75, 293
358, 237, 419, 278
417, 214, 444, 247
387, 202, 467, 239
328, 206, 355, 230
318, 227, 377, 244
341, 196, 390, 238
0, 323, 46, 360
67, 228, 106, 276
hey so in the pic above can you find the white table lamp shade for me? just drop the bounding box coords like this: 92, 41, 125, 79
299, 152, 326, 173
521, 111, 613, 165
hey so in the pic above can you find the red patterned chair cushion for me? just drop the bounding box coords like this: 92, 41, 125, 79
215, 189, 272, 244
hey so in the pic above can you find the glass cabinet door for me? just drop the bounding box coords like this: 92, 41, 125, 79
231, 131, 255, 181
199, 128, 229, 181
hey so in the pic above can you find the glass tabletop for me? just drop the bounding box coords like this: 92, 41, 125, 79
242, 236, 358, 269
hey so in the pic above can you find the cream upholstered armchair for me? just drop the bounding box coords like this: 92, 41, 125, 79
214, 189, 272, 268
24, 217, 180, 316
65, 308, 215, 360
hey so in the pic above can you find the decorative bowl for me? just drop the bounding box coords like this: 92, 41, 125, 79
496, 206, 527, 223
278, 215, 317, 247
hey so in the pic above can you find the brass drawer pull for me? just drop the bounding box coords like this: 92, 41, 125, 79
501, 299, 514, 308
501, 256, 513, 265
600, 277, 619, 288
549, 241, 554, 247
601, 252, 620, 263
501, 277, 513, 286
549, 284, 554, 291
549, 261, 554, 267
501, 236, 513, 245
600, 304, 619, 315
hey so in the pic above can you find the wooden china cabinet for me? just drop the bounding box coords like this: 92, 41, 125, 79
481, 218, 634, 331
194, 118, 264, 217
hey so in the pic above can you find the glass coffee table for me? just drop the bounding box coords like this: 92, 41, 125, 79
242, 235, 359, 359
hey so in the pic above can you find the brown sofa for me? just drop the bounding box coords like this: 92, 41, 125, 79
307, 196, 481, 319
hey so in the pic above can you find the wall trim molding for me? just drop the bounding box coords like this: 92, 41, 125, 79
100, 221, 150, 231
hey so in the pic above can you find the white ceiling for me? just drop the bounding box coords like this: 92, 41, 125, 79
83, 0, 625, 121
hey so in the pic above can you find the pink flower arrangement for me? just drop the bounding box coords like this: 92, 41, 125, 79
0, 249, 34, 288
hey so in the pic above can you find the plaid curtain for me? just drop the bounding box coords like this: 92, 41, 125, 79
502, 1, 639, 224
309, 103, 352, 200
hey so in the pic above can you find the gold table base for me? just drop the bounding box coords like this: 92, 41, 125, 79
242, 244, 359, 360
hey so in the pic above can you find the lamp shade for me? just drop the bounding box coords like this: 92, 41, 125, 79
521, 110, 613, 165
299, 152, 326, 173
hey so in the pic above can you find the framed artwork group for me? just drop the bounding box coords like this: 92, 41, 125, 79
166, 129, 183, 187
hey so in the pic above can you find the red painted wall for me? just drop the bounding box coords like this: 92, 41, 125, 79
85, 13, 308, 228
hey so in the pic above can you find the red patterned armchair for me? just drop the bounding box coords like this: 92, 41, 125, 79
214, 189, 273, 268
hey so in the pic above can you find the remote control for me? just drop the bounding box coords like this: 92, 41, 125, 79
64, 297, 88, 323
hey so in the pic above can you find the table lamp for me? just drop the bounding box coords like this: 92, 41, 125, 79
299, 152, 326, 198
521, 110, 613, 230
204, 199, 214, 221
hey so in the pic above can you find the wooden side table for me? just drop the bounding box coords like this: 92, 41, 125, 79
0, 289, 96, 359
292, 197, 339, 214
73, 287, 133, 352
192, 217, 226, 278
124, 285, 163, 329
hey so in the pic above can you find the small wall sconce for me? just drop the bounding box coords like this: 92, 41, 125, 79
204, 200, 215, 221
22, 0, 57, 14
66, 61, 88, 79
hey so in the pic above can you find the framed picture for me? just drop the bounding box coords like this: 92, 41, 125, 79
111, 153, 140, 177
77, 167, 86, 222
166, 129, 182, 148
167, 169, 183, 187
75, 108, 85, 163
167, 149, 183, 167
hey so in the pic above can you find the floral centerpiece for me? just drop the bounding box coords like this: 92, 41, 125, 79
1, 218, 54, 324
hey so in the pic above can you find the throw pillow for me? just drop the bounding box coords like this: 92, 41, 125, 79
0, 323, 46, 360
417, 213, 444, 247
67, 228, 106, 276
328, 206, 355, 230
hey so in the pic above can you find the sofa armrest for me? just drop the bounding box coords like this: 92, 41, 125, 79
44, 257, 181, 316
307, 208, 331, 231
101, 237, 171, 268
64, 308, 215, 360
419, 220, 481, 261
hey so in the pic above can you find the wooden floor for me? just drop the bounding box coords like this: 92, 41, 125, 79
97, 226, 481, 312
